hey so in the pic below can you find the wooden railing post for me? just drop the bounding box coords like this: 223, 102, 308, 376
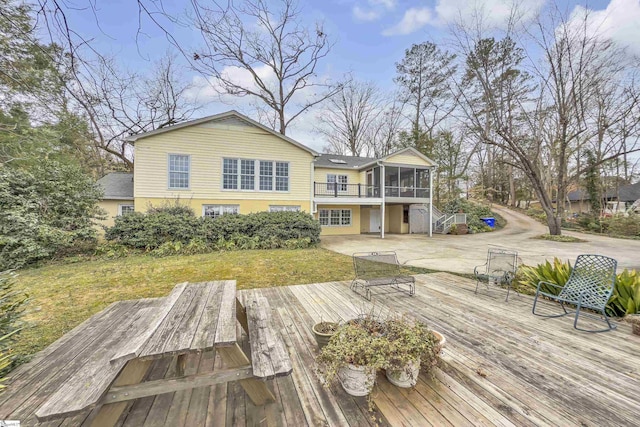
358, 184, 361, 198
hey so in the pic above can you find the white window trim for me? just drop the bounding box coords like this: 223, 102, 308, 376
202, 204, 240, 218
269, 205, 301, 212
318, 208, 352, 226
221, 158, 290, 193
117, 204, 135, 216
167, 153, 191, 190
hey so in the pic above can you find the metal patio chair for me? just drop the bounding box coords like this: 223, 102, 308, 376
474, 248, 519, 301
532, 254, 617, 333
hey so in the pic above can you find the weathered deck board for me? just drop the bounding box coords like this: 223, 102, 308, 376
3, 272, 640, 426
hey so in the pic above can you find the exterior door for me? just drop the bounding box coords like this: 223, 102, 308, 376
370, 209, 381, 232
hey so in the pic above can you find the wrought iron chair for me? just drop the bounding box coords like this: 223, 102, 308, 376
532, 254, 617, 333
474, 248, 519, 301
351, 251, 415, 301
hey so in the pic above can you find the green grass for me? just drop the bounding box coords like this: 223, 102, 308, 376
531, 234, 587, 243
13, 248, 432, 359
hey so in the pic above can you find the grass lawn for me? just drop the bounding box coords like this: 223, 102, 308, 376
13, 248, 431, 359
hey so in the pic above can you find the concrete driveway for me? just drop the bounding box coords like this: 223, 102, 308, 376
321, 205, 640, 274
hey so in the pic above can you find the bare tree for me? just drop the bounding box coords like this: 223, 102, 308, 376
316, 80, 384, 156
68, 54, 199, 170
368, 100, 406, 158
190, 0, 340, 135
454, 6, 640, 234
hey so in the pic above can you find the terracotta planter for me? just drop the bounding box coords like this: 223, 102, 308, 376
386, 358, 420, 388
312, 322, 338, 350
432, 330, 446, 348
338, 364, 376, 396
627, 315, 640, 336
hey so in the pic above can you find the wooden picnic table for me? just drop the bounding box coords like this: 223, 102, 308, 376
0, 280, 292, 426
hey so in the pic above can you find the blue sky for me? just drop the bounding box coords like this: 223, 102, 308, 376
65, 0, 637, 151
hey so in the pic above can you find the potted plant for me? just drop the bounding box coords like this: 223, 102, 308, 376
312, 320, 339, 350
627, 314, 640, 336
316, 321, 388, 396
384, 317, 442, 388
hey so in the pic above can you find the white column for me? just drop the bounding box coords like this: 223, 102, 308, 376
429, 167, 433, 237
381, 164, 385, 239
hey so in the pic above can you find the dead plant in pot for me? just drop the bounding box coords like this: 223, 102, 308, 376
316, 322, 388, 397
384, 316, 442, 388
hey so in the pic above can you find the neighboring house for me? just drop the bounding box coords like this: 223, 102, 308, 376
96, 110, 438, 237
556, 182, 640, 215
96, 172, 134, 227
564, 190, 592, 213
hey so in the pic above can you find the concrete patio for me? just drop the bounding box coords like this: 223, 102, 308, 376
322, 206, 640, 273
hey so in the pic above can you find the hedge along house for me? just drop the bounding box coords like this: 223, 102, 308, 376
96, 110, 438, 237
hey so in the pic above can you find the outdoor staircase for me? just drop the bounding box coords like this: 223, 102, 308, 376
433, 206, 466, 234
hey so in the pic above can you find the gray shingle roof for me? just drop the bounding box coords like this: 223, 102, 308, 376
97, 172, 134, 200
567, 189, 590, 201
615, 181, 640, 202
314, 154, 375, 169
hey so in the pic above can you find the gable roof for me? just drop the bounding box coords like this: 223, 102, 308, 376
315, 147, 438, 170
379, 147, 438, 167
124, 110, 319, 156
97, 172, 134, 200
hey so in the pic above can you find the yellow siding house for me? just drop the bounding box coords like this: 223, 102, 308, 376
96, 110, 438, 237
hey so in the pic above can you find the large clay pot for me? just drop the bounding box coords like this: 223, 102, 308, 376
338, 364, 376, 396
386, 358, 420, 388
431, 330, 446, 348
312, 322, 338, 350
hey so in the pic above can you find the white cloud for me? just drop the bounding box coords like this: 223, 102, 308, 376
353, 5, 381, 22
353, 0, 397, 22
383, 0, 545, 36
370, 0, 397, 9
566, 0, 640, 55
382, 7, 433, 36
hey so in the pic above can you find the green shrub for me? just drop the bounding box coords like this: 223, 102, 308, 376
0, 162, 102, 270
0, 272, 29, 387
607, 269, 640, 316
105, 211, 201, 249
602, 215, 640, 237
442, 199, 496, 233
106, 210, 320, 254
518, 258, 572, 296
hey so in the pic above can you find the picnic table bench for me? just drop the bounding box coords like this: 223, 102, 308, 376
350, 251, 415, 300
0, 280, 292, 426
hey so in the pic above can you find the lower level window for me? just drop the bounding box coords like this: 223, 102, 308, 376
203, 204, 239, 218
319, 208, 351, 226
118, 204, 135, 216
269, 205, 301, 212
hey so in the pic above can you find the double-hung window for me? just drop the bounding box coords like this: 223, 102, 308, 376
318, 209, 351, 226
223, 158, 238, 190
118, 204, 135, 216
259, 161, 273, 191
223, 158, 289, 192
327, 174, 348, 192
168, 154, 190, 189
202, 204, 239, 219
275, 162, 289, 191
240, 160, 255, 190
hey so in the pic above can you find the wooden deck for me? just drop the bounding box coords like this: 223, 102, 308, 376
2, 272, 640, 426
